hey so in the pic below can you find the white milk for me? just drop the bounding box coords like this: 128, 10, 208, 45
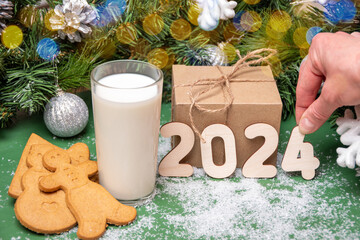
92, 73, 162, 200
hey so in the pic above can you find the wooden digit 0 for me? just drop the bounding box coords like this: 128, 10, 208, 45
158, 122, 194, 177
242, 123, 278, 178
281, 126, 320, 180
200, 124, 237, 179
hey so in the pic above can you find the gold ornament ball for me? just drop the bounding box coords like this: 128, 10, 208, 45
240, 11, 262, 33
188, 4, 201, 26
164, 53, 176, 69
1, 25, 23, 49
220, 42, 237, 63
293, 27, 310, 49
170, 19, 192, 41
299, 47, 309, 58
130, 38, 151, 57
266, 23, 286, 40
97, 38, 117, 59
18, 6, 38, 28
116, 23, 137, 44
147, 48, 169, 69
262, 55, 281, 77
223, 23, 243, 44
269, 10, 292, 33
143, 13, 164, 36
190, 28, 210, 45
243, 0, 261, 4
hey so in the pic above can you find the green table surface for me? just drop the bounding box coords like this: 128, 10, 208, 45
1, 91, 360, 239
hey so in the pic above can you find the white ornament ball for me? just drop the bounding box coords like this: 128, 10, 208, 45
44, 92, 89, 137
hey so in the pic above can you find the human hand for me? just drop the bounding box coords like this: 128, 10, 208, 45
296, 31, 360, 134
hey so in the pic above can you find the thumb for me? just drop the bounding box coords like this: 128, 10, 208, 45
298, 94, 338, 134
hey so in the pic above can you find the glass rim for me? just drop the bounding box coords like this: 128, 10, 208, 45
91, 59, 163, 90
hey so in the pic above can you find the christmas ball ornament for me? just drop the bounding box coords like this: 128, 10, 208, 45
1, 25, 23, 49
262, 55, 281, 77
116, 23, 137, 44
203, 44, 227, 65
299, 47, 308, 58
223, 23, 243, 44
268, 10, 292, 33
323, 0, 356, 23
306, 26, 322, 45
37, 38, 60, 61
0, 0, 13, 35
170, 19, 191, 40
240, 11, 262, 32
293, 27, 310, 49
164, 53, 176, 69
243, 0, 261, 4
143, 13, 164, 36
188, 4, 201, 25
130, 38, 151, 57
190, 28, 211, 45
147, 48, 169, 69
219, 42, 236, 63
266, 23, 286, 40
94, 0, 126, 27
18, 5, 38, 28
44, 92, 89, 137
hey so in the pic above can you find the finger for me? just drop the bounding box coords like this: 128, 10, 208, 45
295, 55, 324, 124
351, 32, 360, 38
298, 92, 338, 134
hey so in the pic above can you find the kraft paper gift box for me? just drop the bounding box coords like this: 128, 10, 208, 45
171, 64, 283, 168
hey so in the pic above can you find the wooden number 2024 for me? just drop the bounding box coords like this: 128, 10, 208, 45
159, 123, 319, 180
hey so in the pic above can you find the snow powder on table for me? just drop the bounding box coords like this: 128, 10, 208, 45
45, 135, 360, 240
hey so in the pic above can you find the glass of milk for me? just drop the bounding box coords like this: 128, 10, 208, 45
91, 60, 163, 206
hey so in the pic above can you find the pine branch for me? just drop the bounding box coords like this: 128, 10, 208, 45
58, 49, 102, 90
0, 62, 56, 117
275, 60, 299, 120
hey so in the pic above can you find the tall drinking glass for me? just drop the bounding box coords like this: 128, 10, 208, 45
91, 60, 163, 206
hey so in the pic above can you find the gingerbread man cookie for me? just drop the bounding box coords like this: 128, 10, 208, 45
14, 168, 76, 234
8, 133, 57, 198
39, 149, 137, 240
14, 141, 94, 234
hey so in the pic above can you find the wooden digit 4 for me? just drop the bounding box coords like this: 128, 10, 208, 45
281, 126, 320, 180
200, 124, 237, 179
242, 123, 278, 178
158, 122, 194, 177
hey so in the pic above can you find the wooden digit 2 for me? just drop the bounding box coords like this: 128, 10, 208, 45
158, 122, 194, 177
242, 123, 278, 178
200, 124, 237, 178
281, 126, 320, 180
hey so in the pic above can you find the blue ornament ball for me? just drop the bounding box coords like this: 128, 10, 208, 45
323, 0, 356, 23
37, 38, 60, 61
306, 27, 322, 45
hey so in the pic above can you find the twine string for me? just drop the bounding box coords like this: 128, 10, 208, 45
175, 48, 277, 143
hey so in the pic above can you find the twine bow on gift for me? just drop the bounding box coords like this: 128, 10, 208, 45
177, 48, 277, 143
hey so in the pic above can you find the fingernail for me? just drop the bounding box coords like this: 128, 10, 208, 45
299, 117, 315, 134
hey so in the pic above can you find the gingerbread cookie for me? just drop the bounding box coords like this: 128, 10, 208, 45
8, 133, 58, 198
40, 149, 137, 240
14, 168, 76, 234
9, 134, 92, 199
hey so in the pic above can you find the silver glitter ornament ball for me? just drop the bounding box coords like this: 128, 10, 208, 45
44, 92, 89, 137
